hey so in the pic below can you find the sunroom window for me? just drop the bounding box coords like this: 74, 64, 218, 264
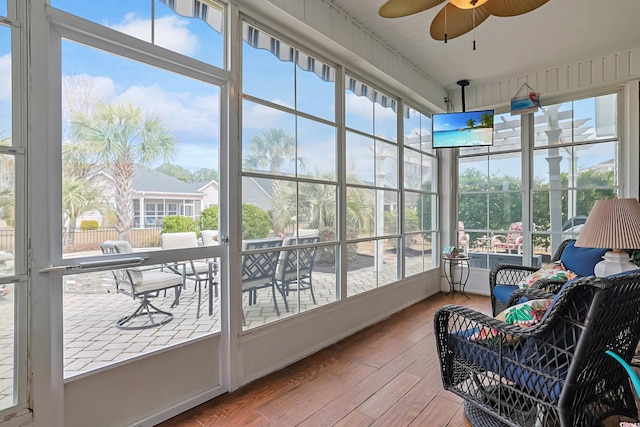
458, 94, 619, 269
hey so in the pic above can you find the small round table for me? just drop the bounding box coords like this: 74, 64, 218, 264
443, 255, 470, 298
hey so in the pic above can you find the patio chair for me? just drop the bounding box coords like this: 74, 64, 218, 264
292, 228, 319, 238
100, 240, 184, 330
490, 239, 608, 315
274, 236, 320, 312
200, 229, 219, 246
160, 231, 218, 318
458, 221, 470, 253
435, 271, 640, 427
492, 221, 523, 254
241, 238, 284, 316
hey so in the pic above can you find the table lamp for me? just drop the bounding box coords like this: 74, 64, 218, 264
575, 198, 640, 277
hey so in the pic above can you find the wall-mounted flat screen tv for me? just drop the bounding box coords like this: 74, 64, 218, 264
432, 110, 494, 148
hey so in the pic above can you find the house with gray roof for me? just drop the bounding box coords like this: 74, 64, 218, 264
78, 165, 219, 228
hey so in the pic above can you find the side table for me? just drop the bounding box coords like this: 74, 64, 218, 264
443, 255, 470, 298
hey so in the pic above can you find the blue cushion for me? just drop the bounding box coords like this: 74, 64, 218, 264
448, 332, 564, 400
493, 285, 519, 304
560, 240, 608, 277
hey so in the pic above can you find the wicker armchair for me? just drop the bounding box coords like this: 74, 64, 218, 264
489, 239, 572, 316
435, 272, 640, 427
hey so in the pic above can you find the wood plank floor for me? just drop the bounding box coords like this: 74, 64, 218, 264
158, 292, 486, 427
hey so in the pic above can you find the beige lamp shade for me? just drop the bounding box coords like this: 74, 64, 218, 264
575, 198, 640, 250
575, 198, 640, 277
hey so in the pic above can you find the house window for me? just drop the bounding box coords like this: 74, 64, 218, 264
532, 94, 619, 258
403, 107, 438, 276
345, 74, 399, 295
241, 21, 338, 328
458, 93, 619, 269
241, 21, 440, 328
51, 0, 225, 69
458, 111, 523, 269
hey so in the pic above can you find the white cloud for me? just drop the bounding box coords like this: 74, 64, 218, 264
110, 13, 198, 57
116, 83, 219, 140
0, 54, 11, 102
62, 74, 119, 110
242, 101, 290, 129
346, 92, 397, 121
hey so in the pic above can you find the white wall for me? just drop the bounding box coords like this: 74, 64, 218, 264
450, 47, 640, 111
238, 271, 440, 385
64, 336, 223, 427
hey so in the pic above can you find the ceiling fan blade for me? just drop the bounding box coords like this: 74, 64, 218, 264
484, 0, 549, 17
430, 3, 490, 41
379, 0, 445, 18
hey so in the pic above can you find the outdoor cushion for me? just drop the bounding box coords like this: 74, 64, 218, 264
493, 284, 519, 305
449, 329, 564, 400
559, 240, 608, 277
514, 261, 577, 289
469, 298, 553, 343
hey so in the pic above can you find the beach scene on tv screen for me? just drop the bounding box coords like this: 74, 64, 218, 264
433, 110, 494, 147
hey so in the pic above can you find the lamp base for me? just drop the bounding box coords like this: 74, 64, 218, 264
594, 250, 639, 277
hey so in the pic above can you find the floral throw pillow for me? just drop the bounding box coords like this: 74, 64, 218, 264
515, 261, 577, 289
469, 298, 553, 343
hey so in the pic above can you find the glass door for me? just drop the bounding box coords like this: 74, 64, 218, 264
58, 35, 225, 376
44, 4, 229, 422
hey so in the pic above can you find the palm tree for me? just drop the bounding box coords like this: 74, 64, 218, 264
480, 112, 494, 128
70, 101, 177, 241
243, 128, 302, 174
62, 175, 105, 245
270, 170, 374, 237
466, 118, 475, 128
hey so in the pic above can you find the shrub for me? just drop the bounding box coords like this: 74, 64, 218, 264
315, 227, 359, 263
161, 215, 198, 234
242, 204, 271, 239
405, 209, 419, 231
80, 220, 99, 230
199, 206, 219, 231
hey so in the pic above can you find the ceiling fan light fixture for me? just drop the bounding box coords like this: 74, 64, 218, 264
448, 0, 489, 9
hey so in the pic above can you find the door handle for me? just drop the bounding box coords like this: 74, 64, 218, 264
39, 257, 147, 273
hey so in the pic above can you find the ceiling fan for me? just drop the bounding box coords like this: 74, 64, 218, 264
378, 0, 549, 43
